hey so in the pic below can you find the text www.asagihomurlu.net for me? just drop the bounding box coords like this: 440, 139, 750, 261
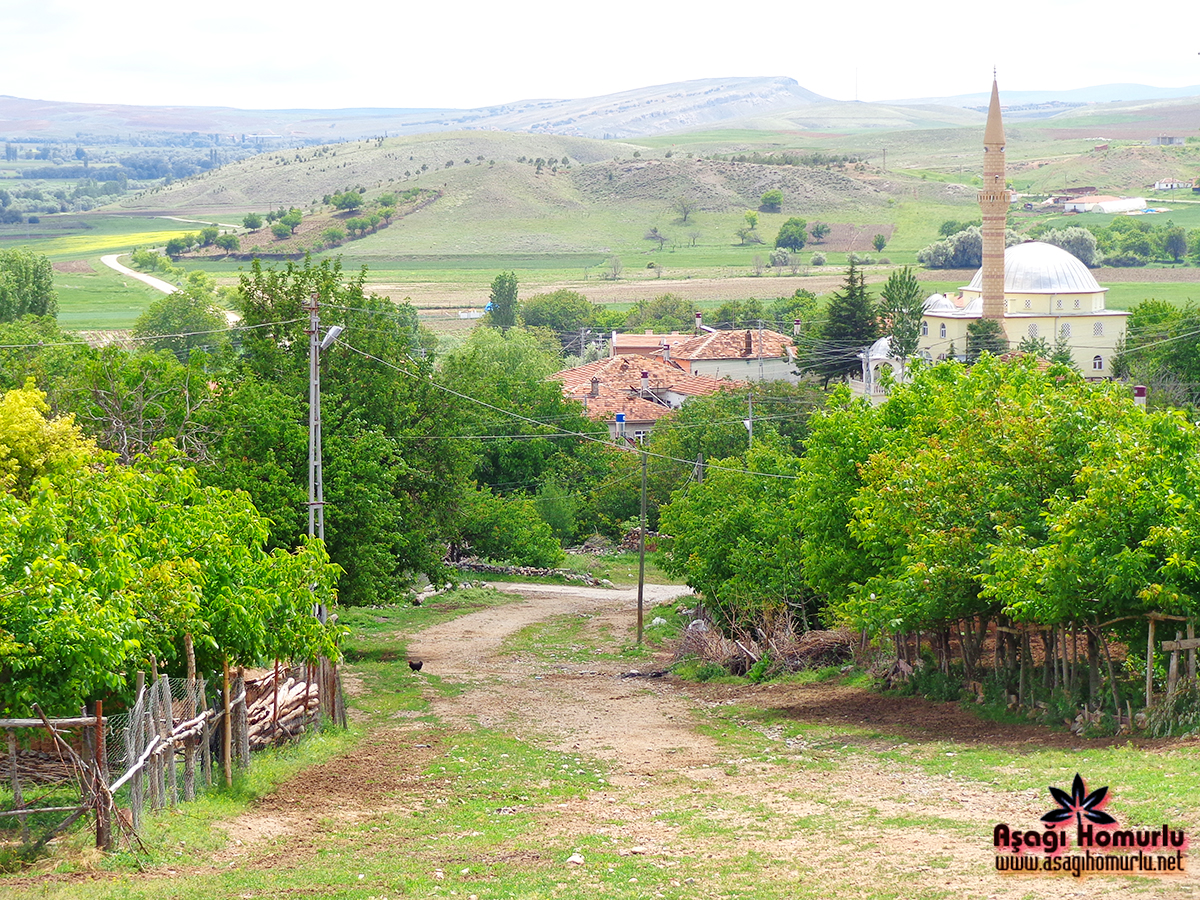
996, 850, 1186, 877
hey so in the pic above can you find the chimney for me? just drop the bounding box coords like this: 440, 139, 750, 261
590, 376, 600, 398
743, 330, 752, 356
694, 311, 702, 334
1134, 385, 1147, 409
794, 318, 802, 336
641, 371, 649, 395
662, 343, 671, 362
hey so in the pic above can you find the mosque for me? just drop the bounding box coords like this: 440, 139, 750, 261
859, 78, 1129, 395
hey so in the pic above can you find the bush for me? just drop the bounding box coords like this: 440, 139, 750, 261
810, 252, 826, 266
1103, 252, 1147, 268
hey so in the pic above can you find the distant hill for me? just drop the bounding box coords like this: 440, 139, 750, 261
0, 77, 828, 142
6, 77, 1198, 144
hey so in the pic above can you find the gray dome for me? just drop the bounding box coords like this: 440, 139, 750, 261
965, 241, 1102, 294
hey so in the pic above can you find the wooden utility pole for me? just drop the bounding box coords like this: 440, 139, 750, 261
636, 449, 648, 644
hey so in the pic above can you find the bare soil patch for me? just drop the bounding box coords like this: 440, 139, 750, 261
52, 259, 95, 273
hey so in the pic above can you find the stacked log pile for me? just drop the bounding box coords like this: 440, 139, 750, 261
244, 670, 320, 751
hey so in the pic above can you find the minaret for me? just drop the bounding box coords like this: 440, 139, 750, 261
978, 75, 1010, 325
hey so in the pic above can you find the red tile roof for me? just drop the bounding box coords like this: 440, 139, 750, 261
664, 329, 794, 362
555, 355, 734, 398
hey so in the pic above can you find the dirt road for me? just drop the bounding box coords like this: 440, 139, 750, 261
189, 582, 1198, 899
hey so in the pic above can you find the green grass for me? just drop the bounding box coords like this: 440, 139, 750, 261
54, 260, 169, 329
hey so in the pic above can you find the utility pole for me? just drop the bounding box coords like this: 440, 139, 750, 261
306, 291, 324, 543
636, 447, 647, 644
747, 390, 753, 449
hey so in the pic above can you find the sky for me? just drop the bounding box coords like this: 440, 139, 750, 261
3, 0, 1197, 111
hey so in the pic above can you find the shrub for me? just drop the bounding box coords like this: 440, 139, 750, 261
811, 252, 826, 266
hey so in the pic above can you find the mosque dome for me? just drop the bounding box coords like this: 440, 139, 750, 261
965, 241, 1102, 294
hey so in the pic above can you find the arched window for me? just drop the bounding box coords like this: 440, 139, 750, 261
921, 320, 928, 337
939, 323, 946, 339
1093, 321, 1104, 336
1028, 323, 1038, 338
1093, 355, 1103, 370
1061, 323, 1072, 339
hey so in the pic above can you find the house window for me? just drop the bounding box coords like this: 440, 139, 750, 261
1093, 321, 1104, 336
633, 430, 650, 444
1093, 355, 1103, 370
939, 323, 947, 339
921, 320, 928, 337
1074, 297, 1081, 309
1061, 323, 1071, 339
1028, 323, 1038, 338
1024, 297, 1032, 310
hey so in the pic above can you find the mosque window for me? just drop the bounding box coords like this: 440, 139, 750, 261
1093, 321, 1103, 336
1074, 298, 1081, 309
921, 320, 928, 336
1024, 298, 1031, 310
1028, 323, 1038, 338
939, 323, 946, 339
1093, 355, 1103, 370
1061, 323, 1071, 339
1056, 297, 1063, 310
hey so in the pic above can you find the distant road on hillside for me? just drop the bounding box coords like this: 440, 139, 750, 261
100, 253, 177, 294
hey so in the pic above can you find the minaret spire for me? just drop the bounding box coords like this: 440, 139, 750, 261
978, 75, 1010, 328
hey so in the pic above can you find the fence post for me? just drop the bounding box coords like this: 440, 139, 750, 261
1146, 617, 1156, 709
129, 673, 145, 831
184, 634, 197, 802
7, 729, 27, 844
94, 701, 111, 851
235, 667, 250, 769
222, 659, 232, 788
199, 675, 212, 788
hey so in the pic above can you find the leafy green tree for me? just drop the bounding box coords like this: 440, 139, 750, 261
271, 221, 292, 240
485, 271, 519, 331
0, 249, 57, 321
242, 212, 263, 231
132, 283, 230, 359
809, 222, 830, 243
624, 293, 696, 332
281, 210, 303, 234
872, 233, 887, 253
760, 189, 783, 212
451, 488, 563, 567
199, 225, 220, 246
214, 233, 240, 253
520, 289, 596, 344
331, 191, 363, 211
775, 217, 808, 252
965, 318, 1008, 363
1041, 226, 1097, 267
1163, 226, 1188, 263
802, 261, 878, 386
878, 266, 924, 363
713, 298, 764, 329
322, 226, 346, 245
165, 237, 188, 258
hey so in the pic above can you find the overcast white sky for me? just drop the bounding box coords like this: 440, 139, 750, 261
3, 0, 1196, 110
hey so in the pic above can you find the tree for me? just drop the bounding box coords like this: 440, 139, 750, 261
133, 283, 230, 359
1163, 226, 1188, 263
331, 191, 363, 211
485, 271, 519, 331
1042, 226, 1098, 267
242, 212, 263, 231
199, 226, 220, 246
809, 222, 830, 243
271, 221, 292, 240
165, 237, 188, 258
802, 261, 878, 386
0, 249, 57, 321
520, 289, 595, 336
872, 233, 887, 252
878, 266, 924, 364
624, 293, 695, 332
281, 210, 303, 234
966, 318, 1007, 363
775, 217, 808, 252
760, 189, 783, 212
214, 233, 240, 253
322, 226, 346, 245
644, 226, 668, 251
673, 194, 697, 223
604, 256, 623, 280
